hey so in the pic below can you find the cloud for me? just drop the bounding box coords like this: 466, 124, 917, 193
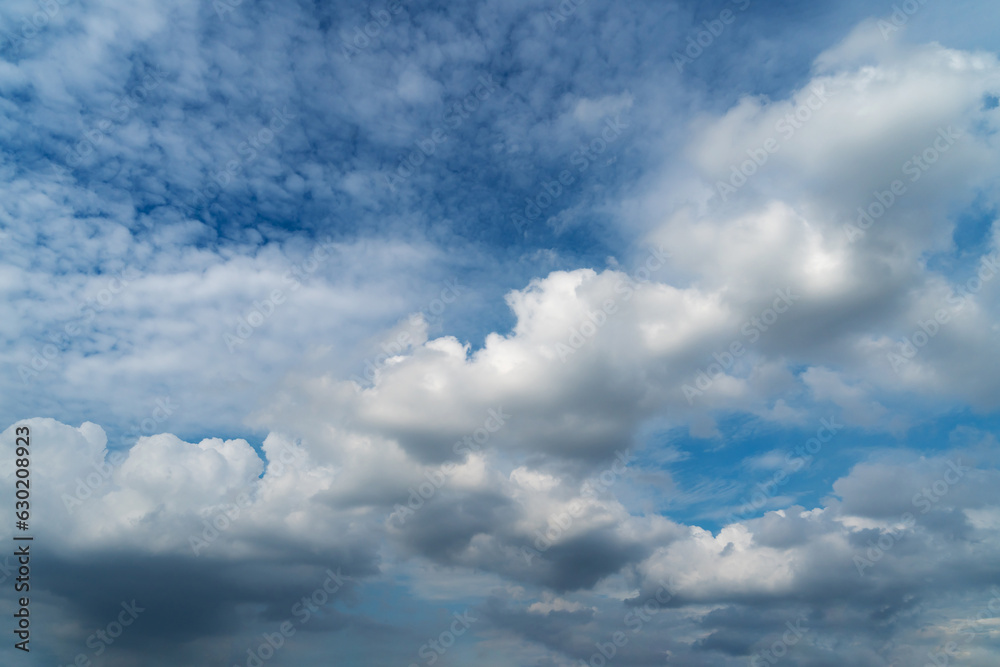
3, 2, 1000, 665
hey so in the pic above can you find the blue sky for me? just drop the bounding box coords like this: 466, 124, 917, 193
2, 0, 1000, 665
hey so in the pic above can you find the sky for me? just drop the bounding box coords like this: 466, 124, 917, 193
2, 0, 1000, 665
